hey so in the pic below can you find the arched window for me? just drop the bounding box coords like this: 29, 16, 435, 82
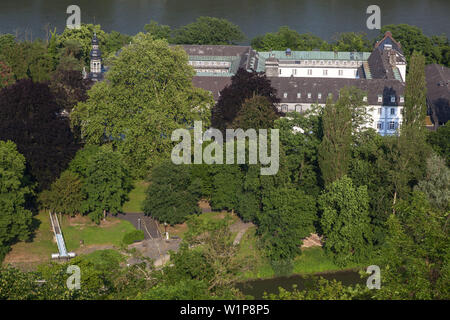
295, 104, 302, 113
281, 105, 288, 113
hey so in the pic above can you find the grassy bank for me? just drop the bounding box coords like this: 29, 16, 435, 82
122, 180, 149, 213
237, 226, 364, 280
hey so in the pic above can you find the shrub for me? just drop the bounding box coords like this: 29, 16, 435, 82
122, 230, 144, 245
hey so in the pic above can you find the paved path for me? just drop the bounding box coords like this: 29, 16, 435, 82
115, 213, 161, 239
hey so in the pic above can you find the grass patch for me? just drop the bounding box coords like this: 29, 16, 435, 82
122, 180, 149, 213
3, 211, 135, 269
61, 215, 136, 251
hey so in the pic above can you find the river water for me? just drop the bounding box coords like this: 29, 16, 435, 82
236, 270, 363, 299
1, 0, 449, 41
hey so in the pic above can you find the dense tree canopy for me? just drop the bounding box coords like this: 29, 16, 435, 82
0, 79, 80, 189
319, 176, 373, 266
143, 161, 202, 225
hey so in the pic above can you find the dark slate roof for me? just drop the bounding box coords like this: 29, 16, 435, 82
92, 33, 99, 45
425, 64, 450, 125
267, 77, 405, 106
191, 75, 405, 106
90, 48, 102, 58
367, 47, 396, 80
192, 76, 231, 100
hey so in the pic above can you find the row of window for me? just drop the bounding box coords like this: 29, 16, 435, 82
281, 69, 348, 76
282, 92, 404, 103
377, 121, 400, 130
281, 60, 360, 66
377, 107, 403, 116
189, 60, 230, 67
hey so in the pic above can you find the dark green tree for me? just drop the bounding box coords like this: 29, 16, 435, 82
143, 161, 202, 225
173, 16, 245, 45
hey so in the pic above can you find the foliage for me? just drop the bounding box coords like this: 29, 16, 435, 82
427, 121, 450, 166
0, 141, 33, 261
319, 176, 373, 266
264, 277, 368, 300
415, 154, 450, 211
144, 21, 172, 40
71, 33, 213, 177
379, 24, 449, 67
82, 148, 132, 223
39, 170, 84, 216
211, 68, 280, 132
0, 79, 80, 190
0, 61, 14, 89
251, 27, 330, 51
0, 40, 53, 82
58, 24, 107, 66
319, 88, 360, 186
232, 95, 280, 130
374, 192, 449, 299
122, 230, 145, 245
50, 69, 90, 114
143, 161, 202, 225
172, 16, 245, 45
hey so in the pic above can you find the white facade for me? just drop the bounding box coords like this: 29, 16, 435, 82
278, 66, 360, 79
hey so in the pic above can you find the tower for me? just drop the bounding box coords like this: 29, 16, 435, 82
89, 32, 103, 81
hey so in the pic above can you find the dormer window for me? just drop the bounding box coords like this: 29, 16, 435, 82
391, 95, 396, 103
400, 96, 404, 103
308, 93, 311, 99
283, 92, 288, 98
318, 93, 322, 99
363, 96, 368, 102
378, 95, 383, 103
297, 93, 301, 99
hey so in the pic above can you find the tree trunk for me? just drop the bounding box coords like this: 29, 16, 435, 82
392, 191, 397, 215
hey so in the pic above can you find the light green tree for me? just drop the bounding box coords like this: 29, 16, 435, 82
71, 33, 213, 177
0, 141, 33, 261
318, 176, 373, 266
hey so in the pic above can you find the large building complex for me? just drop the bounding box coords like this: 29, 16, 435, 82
184, 32, 407, 136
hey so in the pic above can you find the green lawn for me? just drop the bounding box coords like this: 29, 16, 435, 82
3, 211, 136, 269
60, 215, 136, 251
122, 180, 149, 213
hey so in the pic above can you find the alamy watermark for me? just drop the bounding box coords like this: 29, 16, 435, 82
171, 121, 280, 175
66, 5, 81, 29
366, 265, 381, 289
366, 5, 381, 30
66, 265, 81, 290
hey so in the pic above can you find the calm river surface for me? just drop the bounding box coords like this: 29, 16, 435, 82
0, 0, 449, 41
237, 270, 363, 299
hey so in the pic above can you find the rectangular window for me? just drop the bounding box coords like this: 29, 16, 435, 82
279, 69, 282, 75
292, 69, 297, 75
400, 96, 404, 103
378, 95, 383, 103
377, 122, 384, 130
338, 70, 343, 76
391, 108, 396, 115
308, 69, 312, 75
318, 93, 322, 99
308, 93, 311, 99
323, 70, 328, 76
389, 121, 396, 130
297, 93, 301, 99
378, 108, 382, 115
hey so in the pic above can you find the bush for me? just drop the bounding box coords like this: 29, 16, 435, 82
122, 230, 144, 245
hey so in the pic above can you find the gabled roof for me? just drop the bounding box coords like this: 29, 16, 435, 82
425, 64, 450, 125
374, 31, 403, 54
